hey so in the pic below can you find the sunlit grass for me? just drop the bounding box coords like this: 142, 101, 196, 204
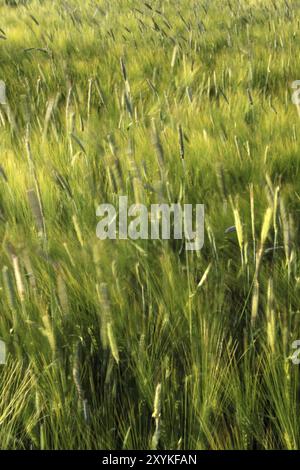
0, 0, 300, 449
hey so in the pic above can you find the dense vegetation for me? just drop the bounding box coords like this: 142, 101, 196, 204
1, 0, 300, 449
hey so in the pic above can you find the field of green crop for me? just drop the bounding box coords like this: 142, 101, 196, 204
1, 0, 300, 450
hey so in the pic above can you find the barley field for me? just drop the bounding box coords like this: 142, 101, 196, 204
0, 0, 300, 450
